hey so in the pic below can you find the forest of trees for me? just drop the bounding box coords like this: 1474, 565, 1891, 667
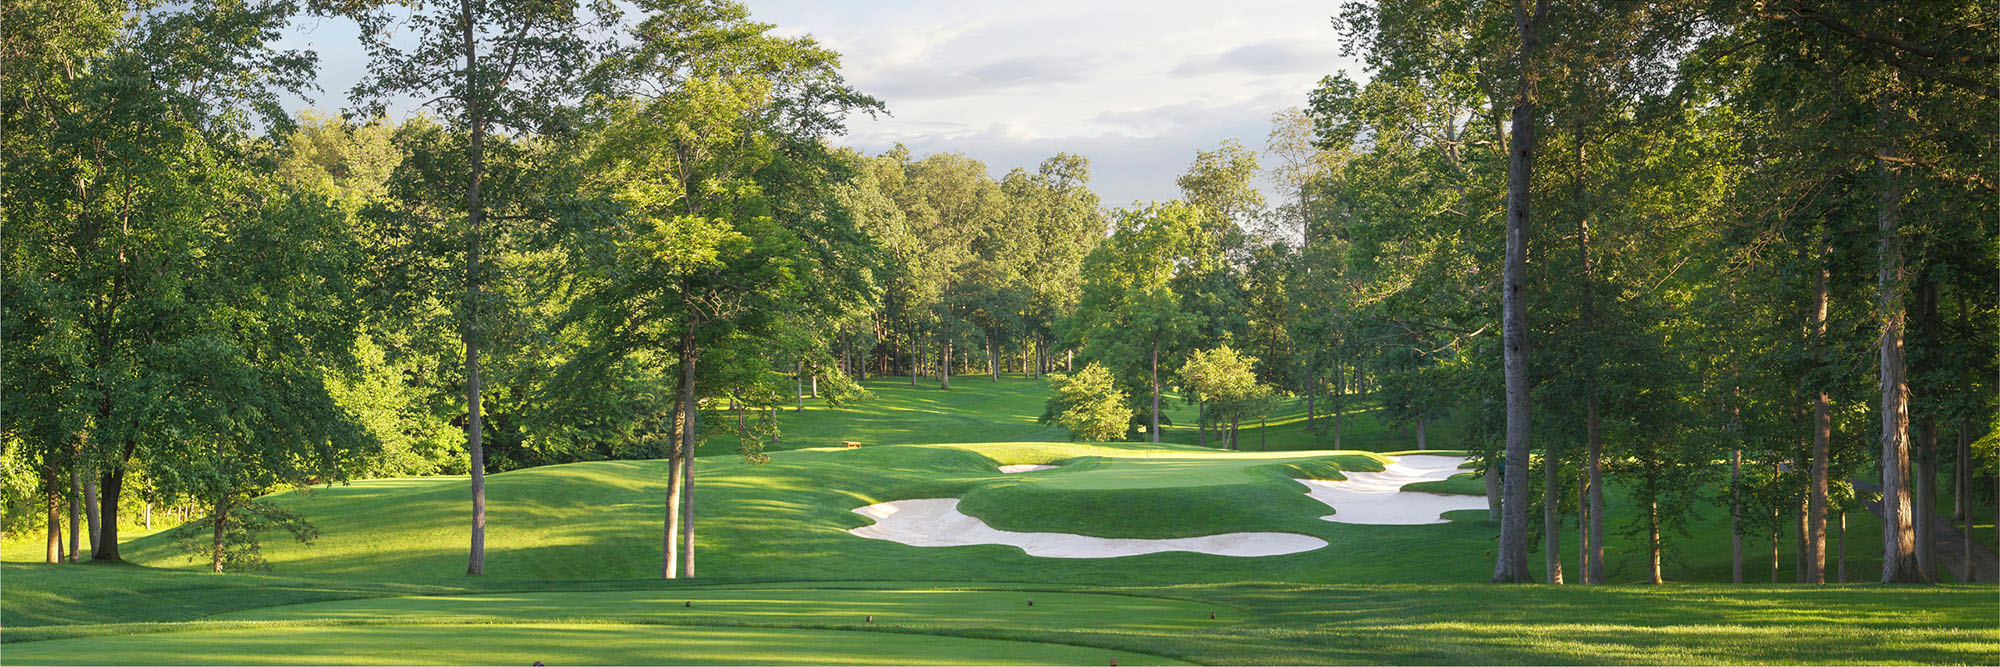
4, 0, 1994, 585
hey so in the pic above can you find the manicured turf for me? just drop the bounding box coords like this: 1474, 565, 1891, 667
4, 378, 1994, 665
4, 566, 1992, 665
82, 440, 1505, 585
3, 623, 1192, 666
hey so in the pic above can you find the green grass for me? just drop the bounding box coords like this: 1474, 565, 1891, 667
58, 440, 1519, 586
3, 377, 1993, 665
3, 623, 1192, 666
4, 566, 1991, 665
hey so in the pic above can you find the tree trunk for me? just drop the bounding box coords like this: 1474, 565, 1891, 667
1796, 495, 1809, 582
1485, 453, 1501, 522
1577, 468, 1591, 584
1197, 398, 1206, 448
941, 337, 952, 390
1913, 276, 1941, 577
1960, 424, 1974, 581
1149, 340, 1161, 444
662, 402, 682, 579
795, 360, 805, 412
1587, 400, 1605, 585
1332, 363, 1343, 449
677, 327, 699, 579
1492, 0, 1546, 585
1647, 499, 1663, 585
1229, 416, 1240, 451
1731, 447, 1743, 584
1416, 416, 1427, 451
67, 470, 81, 562
1806, 241, 1831, 584
458, 0, 489, 577
45, 468, 62, 563
1837, 510, 1847, 583
1955, 421, 1970, 521
989, 335, 998, 382
1544, 447, 1563, 584
92, 439, 132, 561
1917, 419, 1937, 577
679, 433, 694, 578
211, 496, 227, 573
1875, 132, 1923, 583
1260, 414, 1267, 451
83, 472, 99, 554
1770, 521, 1780, 584
1579, 159, 1605, 586
735, 388, 747, 437
811, 375, 818, 398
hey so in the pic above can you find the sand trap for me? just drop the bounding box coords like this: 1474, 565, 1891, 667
1296, 454, 1486, 525
849, 498, 1326, 558
997, 464, 1059, 473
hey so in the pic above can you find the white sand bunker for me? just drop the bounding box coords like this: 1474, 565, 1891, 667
1297, 454, 1487, 525
997, 464, 1059, 473
849, 498, 1326, 558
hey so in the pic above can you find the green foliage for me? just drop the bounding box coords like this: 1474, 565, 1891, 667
1039, 363, 1130, 442
172, 500, 319, 572
1180, 346, 1270, 418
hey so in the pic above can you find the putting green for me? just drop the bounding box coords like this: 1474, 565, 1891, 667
2, 623, 1191, 666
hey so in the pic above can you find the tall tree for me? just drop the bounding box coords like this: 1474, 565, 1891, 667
3, 0, 317, 563
1070, 203, 1205, 442
325, 0, 617, 575
565, 0, 879, 578
1493, 0, 1550, 584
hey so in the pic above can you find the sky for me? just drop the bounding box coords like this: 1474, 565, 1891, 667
276, 1, 1365, 207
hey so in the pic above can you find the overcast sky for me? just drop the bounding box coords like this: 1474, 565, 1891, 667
278, 1, 1365, 207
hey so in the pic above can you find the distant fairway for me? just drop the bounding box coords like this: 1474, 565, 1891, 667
698, 375, 1460, 456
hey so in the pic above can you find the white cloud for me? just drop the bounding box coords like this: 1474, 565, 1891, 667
1170, 40, 1346, 78
742, 0, 1364, 204
278, 1, 1366, 206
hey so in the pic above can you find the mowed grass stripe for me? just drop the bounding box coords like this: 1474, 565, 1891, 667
0, 622, 1194, 666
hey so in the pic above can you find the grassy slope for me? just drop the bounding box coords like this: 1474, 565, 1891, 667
88, 442, 1491, 585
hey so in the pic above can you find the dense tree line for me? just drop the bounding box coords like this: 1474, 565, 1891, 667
1, 0, 1106, 576
1283, 0, 1996, 584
